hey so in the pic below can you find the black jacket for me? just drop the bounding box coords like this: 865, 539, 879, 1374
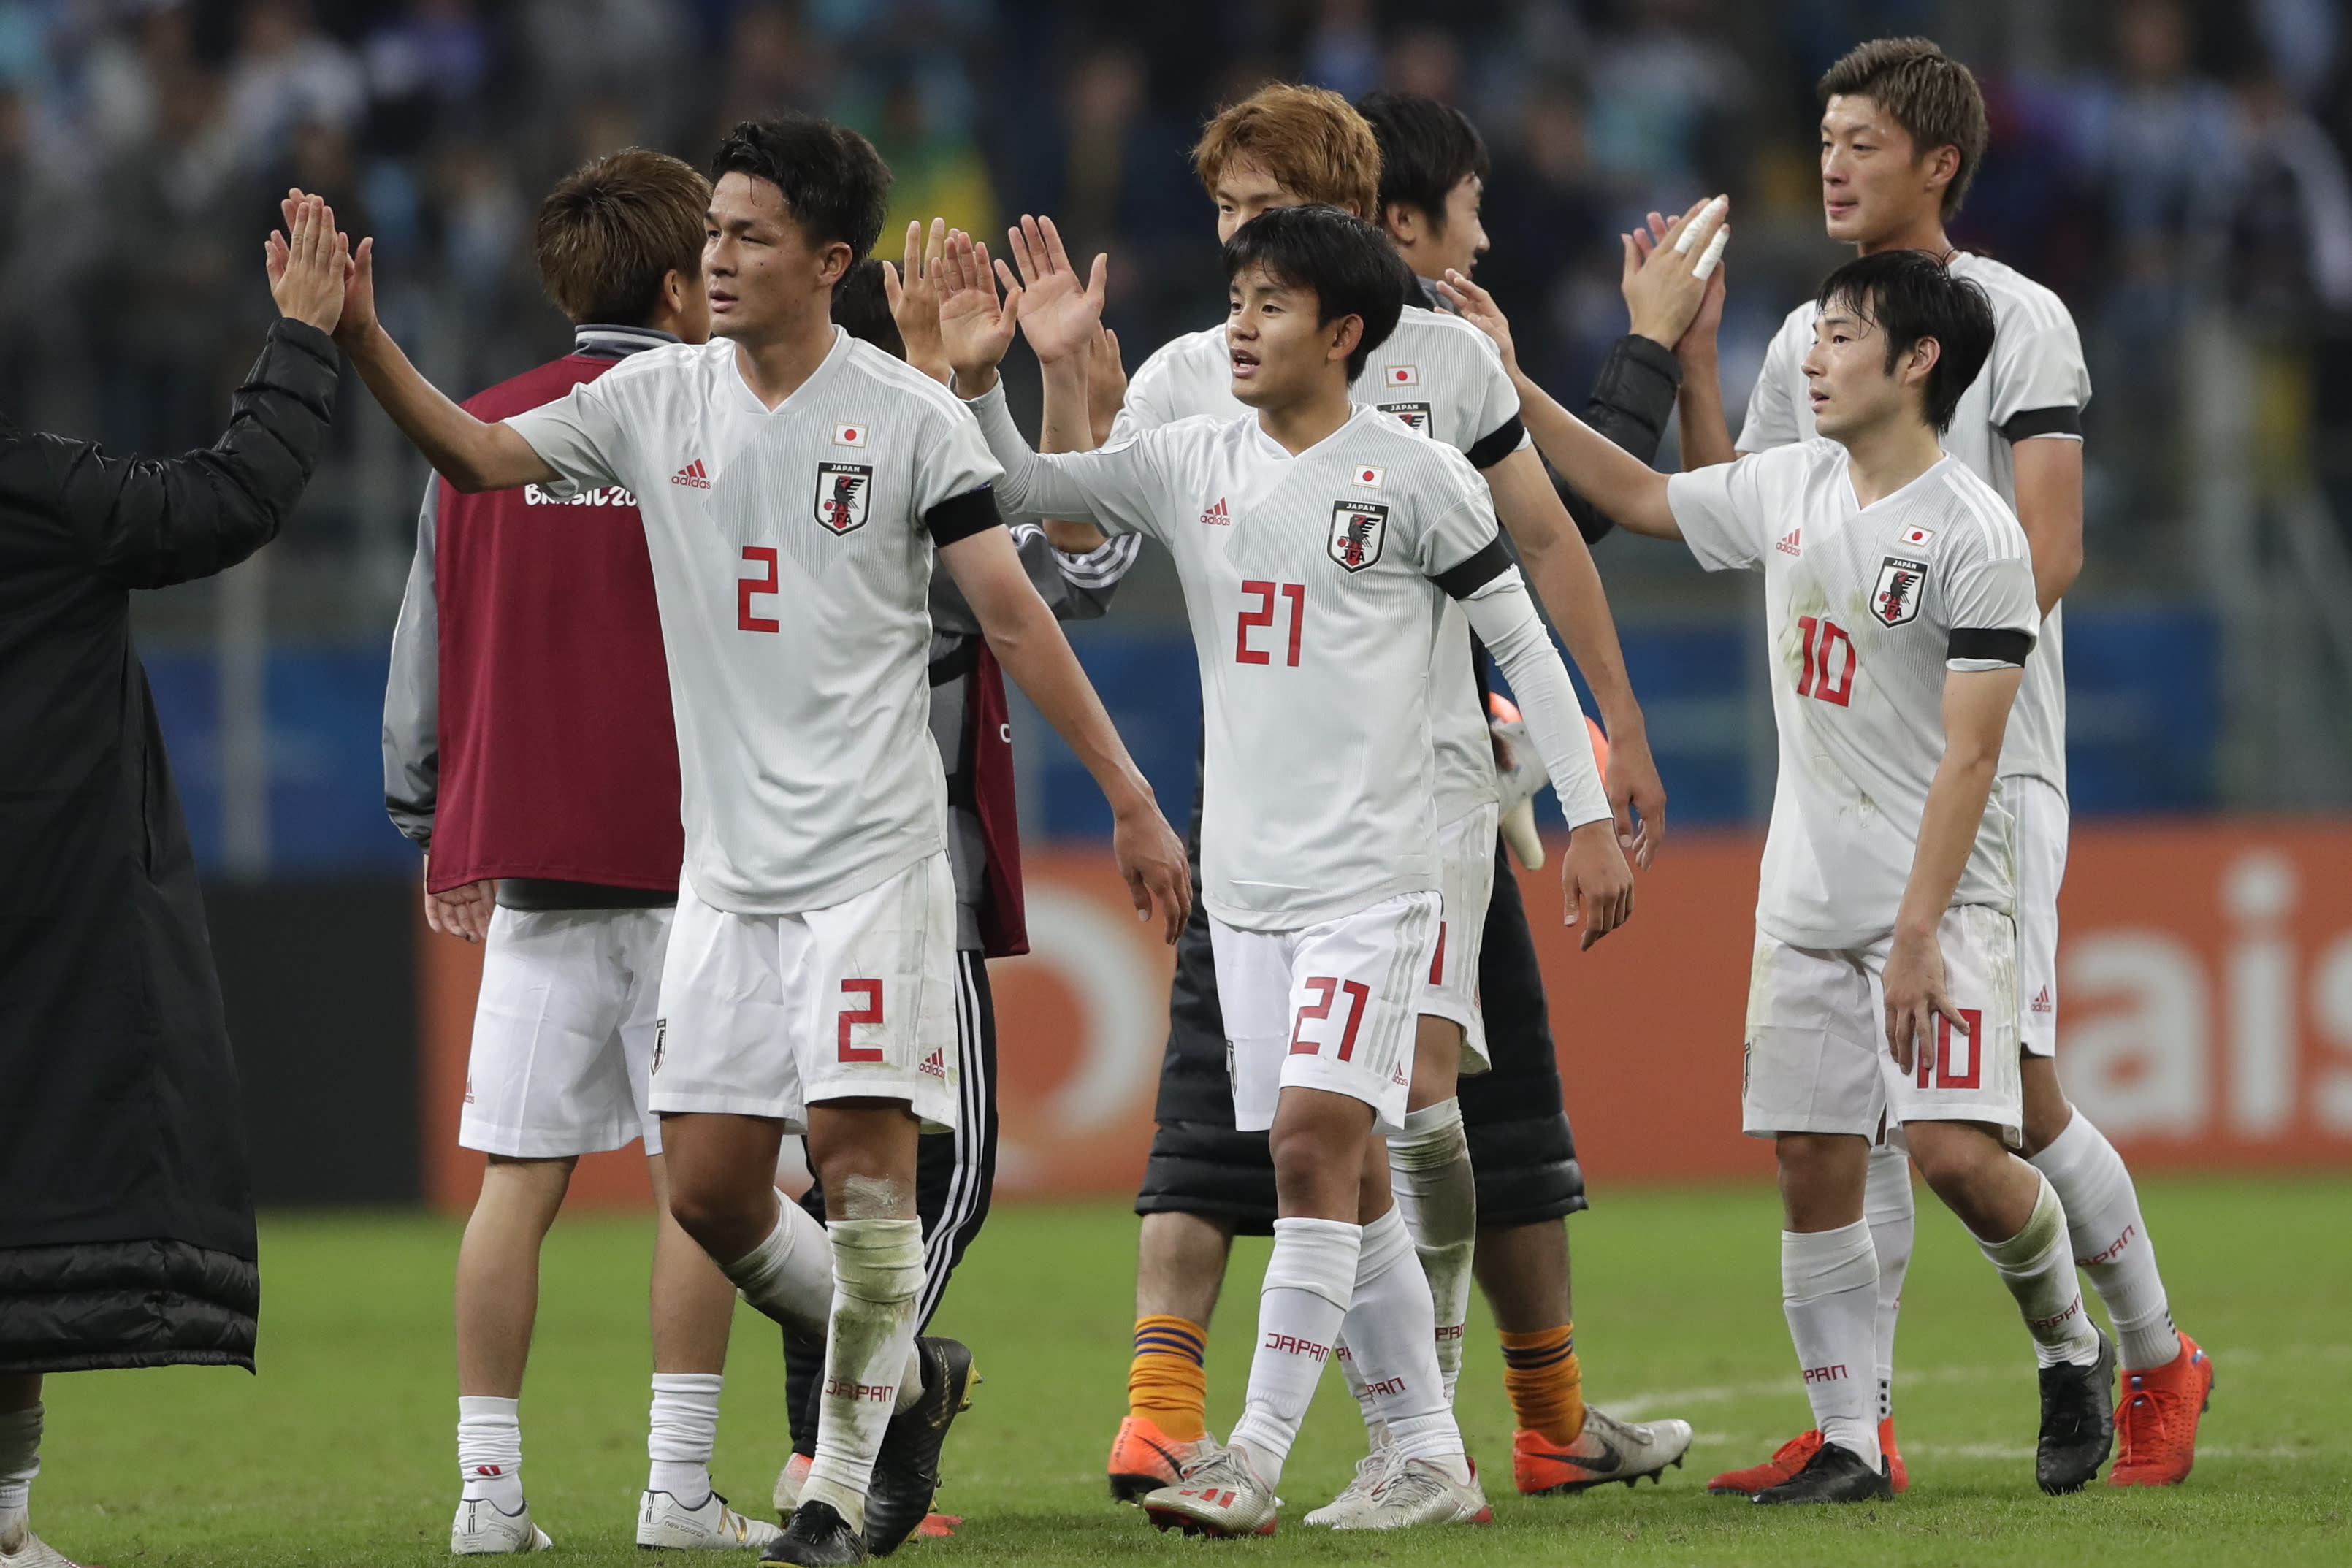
0, 319, 338, 1373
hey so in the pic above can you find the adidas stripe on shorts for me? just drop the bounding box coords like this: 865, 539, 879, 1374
2009, 775, 2066, 1058
649, 850, 960, 1132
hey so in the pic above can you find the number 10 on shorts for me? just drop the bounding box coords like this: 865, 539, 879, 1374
1917, 1008, 1983, 1090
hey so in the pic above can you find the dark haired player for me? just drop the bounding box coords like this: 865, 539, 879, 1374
381, 149, 779, 1555
763, 240, 1144, 1534
1059, 83, 1706, 1510
1670, 37, 2207, 1494
1456, 248, 2117, 1503
944, 204, 1628, 1534
302, 110, 1188, 1566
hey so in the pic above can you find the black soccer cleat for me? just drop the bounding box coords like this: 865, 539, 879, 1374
763, 1499, 866, 1565
1749, 1441, 1895, 1505
862, 1336, 978, 1556
2036, 1329, 2117, 1494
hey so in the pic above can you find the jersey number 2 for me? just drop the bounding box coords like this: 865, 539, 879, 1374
1795, 614, 1855, 706
1236, 580, 1306, 666
739, 548, 780, 632
838, 979, 885, 1063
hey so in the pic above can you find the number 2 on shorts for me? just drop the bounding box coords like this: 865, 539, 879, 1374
838, 979, 884, 1063
1289, 976, 1370, 1062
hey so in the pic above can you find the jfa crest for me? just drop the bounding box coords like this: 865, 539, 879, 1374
1379, 401, 1432, 437
1872, 554, 1929, 627
1329, 500, 1389, 573
814, 461, 873, 535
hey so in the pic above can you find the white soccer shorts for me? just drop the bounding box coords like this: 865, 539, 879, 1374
1740, 903, 2025, 1146
1420, 801, 1497, 1075
459, 904, 673, 1159
1211, 890, 1441, 1137
2008, 776, 2068, 1058
649, 852, 958, 1133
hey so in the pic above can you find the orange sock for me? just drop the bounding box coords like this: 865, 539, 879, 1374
1127, 1315, 1208, 1441
1500, 1324, 1586, 1445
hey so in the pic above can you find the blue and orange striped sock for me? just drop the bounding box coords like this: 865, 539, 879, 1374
1500, 1324, 1586, 1445
1127, 1315, 1208, 1441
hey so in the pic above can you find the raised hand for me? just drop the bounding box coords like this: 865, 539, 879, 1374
882, 218, 952, 384
936, 227, 1022, 391
1435, 268, 1520, 377
1622, 194, 1728, 349
1085, 324, 1126, 446
1005, 213, 1107, 367
264, 191, 351, 334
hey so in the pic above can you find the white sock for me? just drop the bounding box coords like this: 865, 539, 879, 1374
2030, 1112, 2180, 1369
0, 1401, 39, 1521
1389, 1098, 1477, 1404
1338, 1206, 1469, 1480
800, 1218, 925, 1534
457, 1395, 525, 1512
648, 1372, 722, 1504
717, 1193, 834, 1339
1977, 1170, 2103, 1369
1333, 1334, 1388, 1448
1864, 1141, 1915, 1424
1229, 1216, 1361, 1488
1782, 1222, 1881, 1469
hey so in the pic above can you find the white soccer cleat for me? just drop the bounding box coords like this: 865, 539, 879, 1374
0, 1518, 85, 1568
1140, 1442, 1279, 1537
638, 1488, 782, 1550
1303, 1443, 1393, 1529
450, 1496, 553, 1553
772, 1451, 811, 1518
1329, 1456, 1493, 1530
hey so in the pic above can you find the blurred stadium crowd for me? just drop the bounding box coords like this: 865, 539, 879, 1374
6, 0, 2348, 850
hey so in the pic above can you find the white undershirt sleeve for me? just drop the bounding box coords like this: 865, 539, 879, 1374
1460, 575, 1611, 830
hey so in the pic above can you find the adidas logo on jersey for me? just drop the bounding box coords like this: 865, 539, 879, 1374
1199, 497, 1231, 526
919, 1049, 946, 1079
2031, 986, 2053, 1014
1776, 528, 1801, 555
671, 459, 711, 489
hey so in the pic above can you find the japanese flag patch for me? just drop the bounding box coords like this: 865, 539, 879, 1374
1351, 464, 1387, 489
1382, 364, 1419, 389
833, 422, 869, 448
1898, 525, 1936, 548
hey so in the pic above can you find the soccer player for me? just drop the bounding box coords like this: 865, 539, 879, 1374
767, 240, 1145, 1530
1054, 83, 1698, 1510
1454, 247, 2118, 1502
308, 111, 1188, 1567
941, 200, 1630, 1534
380, 150, 779, 1554
1670, 38, 2207, 1491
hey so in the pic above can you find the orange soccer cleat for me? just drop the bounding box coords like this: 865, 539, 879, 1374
1706, 1419, 1906, 1496
1107, 1415, 1212, 1504
2109, 1334, 2214, 1487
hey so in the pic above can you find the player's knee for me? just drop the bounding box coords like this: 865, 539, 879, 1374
663, 1176, 761, 1258
1905, 1126, 2006, 1209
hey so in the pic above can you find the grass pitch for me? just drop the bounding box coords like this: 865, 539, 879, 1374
31, 1176, 2352, 1565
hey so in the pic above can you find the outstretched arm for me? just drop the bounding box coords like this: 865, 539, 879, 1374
937, 526, 1188, 941
282, 189, 554, 493
1881, 665, 2025, 1070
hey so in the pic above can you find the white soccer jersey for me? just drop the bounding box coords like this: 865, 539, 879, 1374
978, 386, 1515, 932
1668, 442, 2040, 949
1112, 305, 1528, 823
505, 329, 1001, 914
1737, 251, 2089, 794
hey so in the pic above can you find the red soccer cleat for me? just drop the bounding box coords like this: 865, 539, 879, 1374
1707, 1418, 1906, 1496
2109, 1334, 2214, 1486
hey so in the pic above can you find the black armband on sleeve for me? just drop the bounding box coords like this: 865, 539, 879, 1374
1465, 414, 1527, 472
2000, 406, 2082, 442
1947, 627, 2035, 666
925, 486, 1003, 546
1557, 334, 1685, 545
1432, 536, 1514, 601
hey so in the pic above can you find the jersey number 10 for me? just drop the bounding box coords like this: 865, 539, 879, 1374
1795, 614, 1856, 707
